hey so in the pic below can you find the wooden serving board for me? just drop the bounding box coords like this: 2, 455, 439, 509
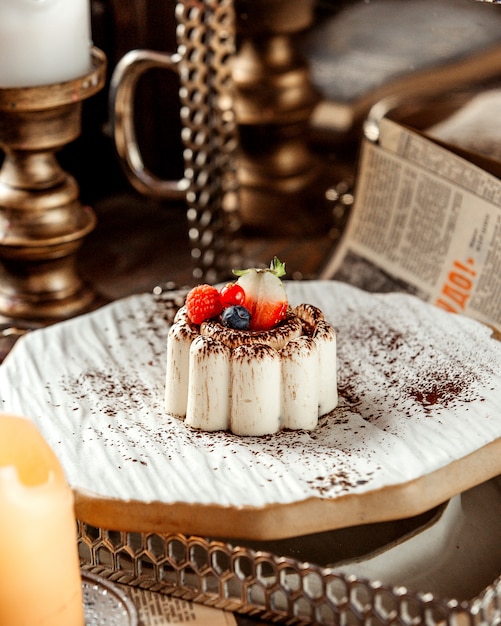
1, 281, 501, 540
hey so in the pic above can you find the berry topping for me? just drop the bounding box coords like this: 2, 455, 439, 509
185, 284, 223, 325
232, 257, 288, 331
221, 305, 251, 330
220, 282, 245, 307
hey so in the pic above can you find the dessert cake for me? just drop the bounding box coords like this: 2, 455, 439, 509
165, 259, 338, 435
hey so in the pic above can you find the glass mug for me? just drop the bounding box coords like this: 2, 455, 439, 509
109, 0, 241, 281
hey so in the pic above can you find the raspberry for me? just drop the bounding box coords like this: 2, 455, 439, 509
185, 284, 223, 324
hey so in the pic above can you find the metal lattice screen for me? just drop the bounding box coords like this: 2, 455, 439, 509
78, 521, 501, 626
175, 0, 242, 284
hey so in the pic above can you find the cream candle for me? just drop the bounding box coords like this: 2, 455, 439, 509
0, 0, 92, 87
0, 414, 84, 626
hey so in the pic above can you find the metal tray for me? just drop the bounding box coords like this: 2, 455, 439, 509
78, 476, 501, 625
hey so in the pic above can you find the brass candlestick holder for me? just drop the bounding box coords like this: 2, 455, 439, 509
0, 48, 106, 323
233, 0, 329, 235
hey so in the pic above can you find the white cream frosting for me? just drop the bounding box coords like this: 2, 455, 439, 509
164, 321, 199, 419
231, 343, 282, 436
281, 336, 320, 431
185, 335, 232, 432
164, 304, 338, 435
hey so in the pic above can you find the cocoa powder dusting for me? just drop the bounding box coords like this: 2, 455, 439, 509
335, 301, 491, 432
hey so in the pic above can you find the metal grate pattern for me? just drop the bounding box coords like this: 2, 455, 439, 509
175, 0, 242, 284
78, 522, 501, 625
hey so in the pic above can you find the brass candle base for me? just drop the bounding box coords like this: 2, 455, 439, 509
233, 0, 330, 235
0, 48, 106, 323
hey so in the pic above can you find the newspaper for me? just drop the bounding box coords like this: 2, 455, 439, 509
119, 584, 237, 626
320, 115, 501, 335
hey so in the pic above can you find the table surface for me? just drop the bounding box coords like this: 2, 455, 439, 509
77, 193, 336, 300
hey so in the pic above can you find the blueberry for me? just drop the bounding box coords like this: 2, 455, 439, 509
221, 305, 251, 330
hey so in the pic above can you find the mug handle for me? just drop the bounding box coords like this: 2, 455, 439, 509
109, 49, 189, 200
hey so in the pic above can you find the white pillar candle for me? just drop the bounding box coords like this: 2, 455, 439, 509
0, 0, 92, 88
0, 413, 84, 626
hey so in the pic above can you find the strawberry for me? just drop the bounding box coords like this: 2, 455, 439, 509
233, 257, 288, 330
185, 284, 223, 324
